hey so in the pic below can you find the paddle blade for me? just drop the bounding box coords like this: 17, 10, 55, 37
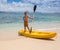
33, 5, 37, 12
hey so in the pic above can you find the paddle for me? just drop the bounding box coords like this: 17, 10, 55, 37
34, 5, 37, 13
29, 5, 37, 33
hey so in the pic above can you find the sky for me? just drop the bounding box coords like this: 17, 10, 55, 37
0, 0, 60, 13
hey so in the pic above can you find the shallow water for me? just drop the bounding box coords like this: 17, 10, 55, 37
0, 12, 60, 24
0, 12, 60, 29
0, 12, 60, 40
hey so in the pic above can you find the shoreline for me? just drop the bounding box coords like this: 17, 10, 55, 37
0, 26, 59, 41
0, 28, 60, 50
0, 22, 60, 50
0, 21, 60, 40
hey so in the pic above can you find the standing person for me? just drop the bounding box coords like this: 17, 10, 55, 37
23, 11, 33, 33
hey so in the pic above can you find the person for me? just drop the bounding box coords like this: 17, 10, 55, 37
23, 11, 33, 33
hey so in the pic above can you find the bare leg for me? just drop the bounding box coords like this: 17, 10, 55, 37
27, 26, 32, 33
27, 26, 30, 31
24, 26, 26, 32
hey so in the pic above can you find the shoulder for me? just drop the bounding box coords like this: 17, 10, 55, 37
27, 16, 29, 18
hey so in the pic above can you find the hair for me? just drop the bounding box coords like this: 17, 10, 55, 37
24, 11, 27, 15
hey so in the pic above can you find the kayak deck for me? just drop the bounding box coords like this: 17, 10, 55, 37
18, 30, 57, 39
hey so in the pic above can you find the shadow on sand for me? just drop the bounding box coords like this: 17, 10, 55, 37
38, 38, 55, 41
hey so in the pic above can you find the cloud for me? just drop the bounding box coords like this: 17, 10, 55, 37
0, 0, 7, 3
0, 0, 33, 12
0, 0, 60, 13
37, 7, 60, 13
8, 2, 33, 12
22, 0, 41, 4
44, 0, 60, 7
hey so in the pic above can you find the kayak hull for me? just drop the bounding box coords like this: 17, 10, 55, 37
18, 30, 56, 39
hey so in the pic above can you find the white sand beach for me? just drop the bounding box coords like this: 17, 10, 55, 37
0, 0, 60, 50
0, 26, 60, 50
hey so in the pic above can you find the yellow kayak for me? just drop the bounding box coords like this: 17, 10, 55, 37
18, 30, 57, 39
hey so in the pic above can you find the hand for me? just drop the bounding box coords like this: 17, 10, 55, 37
31, 17, 34, 22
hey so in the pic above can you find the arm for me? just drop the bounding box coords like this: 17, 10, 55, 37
28, 16, 34, 20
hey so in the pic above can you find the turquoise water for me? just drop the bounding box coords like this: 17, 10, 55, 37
0, 12, 60, 29
0, 12, 60, 24
0, 12, 60, 40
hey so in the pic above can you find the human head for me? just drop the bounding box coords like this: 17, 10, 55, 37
24, 11, 27, 15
